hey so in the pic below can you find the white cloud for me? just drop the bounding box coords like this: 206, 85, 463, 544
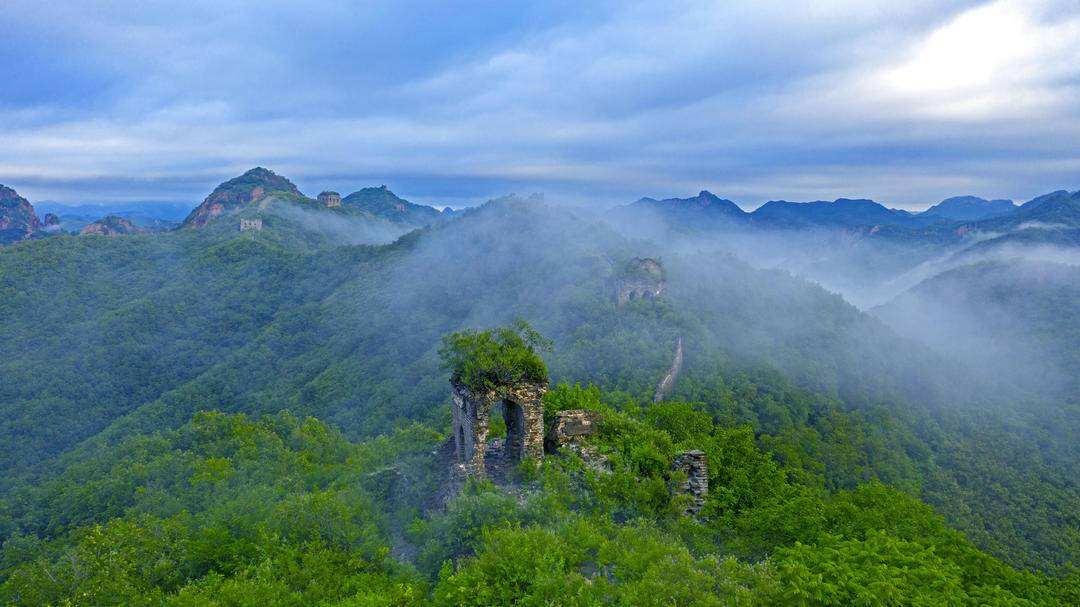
2, 0, 1079, 208
874, 0, 1080, 120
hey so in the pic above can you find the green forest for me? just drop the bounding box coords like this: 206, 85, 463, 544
3, 384, 1078, 605
2, 175, 1079, 605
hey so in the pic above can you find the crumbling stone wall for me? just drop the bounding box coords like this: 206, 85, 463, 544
451, 380, 546, 477
669, 450, 708, 516
546, 409, 609, 473
546, 409, 600, 452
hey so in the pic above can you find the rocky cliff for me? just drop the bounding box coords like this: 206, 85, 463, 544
79, 216, 147, 236
183, 167, 302, 228
0, 185, 42, 245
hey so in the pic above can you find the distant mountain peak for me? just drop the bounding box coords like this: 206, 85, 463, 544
632, 190, 746, 217
1012, 189, 1080, 222
342, 185, 445, 227
1021, 190, 1073, 211
749, 197, 907, 229
183, 167, 302, 228
225, 167, 300, 194
922, 195, 1016, 221
240, 166, 274, 178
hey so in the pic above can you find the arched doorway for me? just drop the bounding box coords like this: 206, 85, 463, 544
457, 424, 467, 461
501, 398, 527, 463
450, 380, 546, 477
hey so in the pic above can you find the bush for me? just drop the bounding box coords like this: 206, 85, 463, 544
438, 321, 551, 391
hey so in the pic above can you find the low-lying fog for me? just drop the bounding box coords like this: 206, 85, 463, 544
589, 200, 1080, 402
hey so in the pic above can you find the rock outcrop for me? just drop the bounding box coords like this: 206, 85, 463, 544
79, 216, 147, 237
616, 257, 665, 305
669, 450, 708, 516
183, 167, 302, 228
41, 211, 63, 232
0, 185, 42, 245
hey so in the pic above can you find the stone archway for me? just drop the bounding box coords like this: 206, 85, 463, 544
451, 380, 546, 477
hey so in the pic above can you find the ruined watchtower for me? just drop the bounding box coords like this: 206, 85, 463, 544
669, 450, 708, 516
318, 191, 342, 208
451, 380, 546, 477
617, 257, 665, 305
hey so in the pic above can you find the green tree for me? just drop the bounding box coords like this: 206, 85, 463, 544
438, 321, 551, 390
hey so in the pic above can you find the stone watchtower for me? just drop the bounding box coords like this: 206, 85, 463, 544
617, 257, 665, 305
451, 379, 546, 477
318, 191, 342, 208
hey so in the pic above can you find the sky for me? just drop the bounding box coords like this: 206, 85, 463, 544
2, 0, 1080, 210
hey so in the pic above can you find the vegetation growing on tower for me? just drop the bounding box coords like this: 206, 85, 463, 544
438, 321, 551, 391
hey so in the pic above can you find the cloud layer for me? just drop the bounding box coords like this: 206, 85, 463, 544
2, 0, 1079, 208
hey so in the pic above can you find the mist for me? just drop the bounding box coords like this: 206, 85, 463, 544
873, 258, 1080, 400
317, 194, 983, 416
583, 193, 1080, 409
267, 198, 413, 246
4, 178, 1080, 594
6, 0, 1080, 597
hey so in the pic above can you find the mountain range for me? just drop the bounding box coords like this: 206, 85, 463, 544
922, 195, 1017, 221
4, 167, 1078, 248
2, 166, 1080, 604
0, 168, 461, 245
4, 167, 1078, 318
624, 188, 1079, 232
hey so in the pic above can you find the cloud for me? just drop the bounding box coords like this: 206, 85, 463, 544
1, 0, 1078, 208
875, 0, 1080, 120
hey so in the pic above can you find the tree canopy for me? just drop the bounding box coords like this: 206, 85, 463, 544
438, 321, 551, 391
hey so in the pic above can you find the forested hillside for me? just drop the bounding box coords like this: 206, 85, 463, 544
3, 388, 1078, 605
1, 172, 1079, 604
876, 260, 1080, 398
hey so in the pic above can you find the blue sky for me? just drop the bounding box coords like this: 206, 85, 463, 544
2, 0, 1079, 210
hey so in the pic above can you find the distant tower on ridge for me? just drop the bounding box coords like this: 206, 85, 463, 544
318, 191, 342, 208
